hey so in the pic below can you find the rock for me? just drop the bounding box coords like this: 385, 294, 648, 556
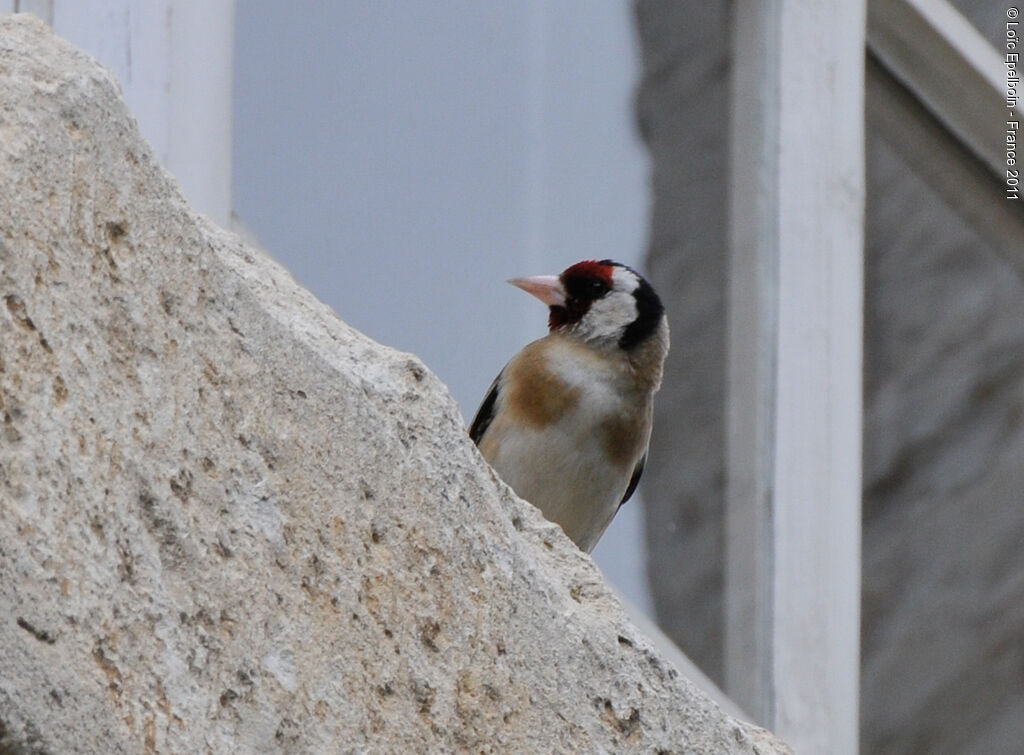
0, 14, 789, 754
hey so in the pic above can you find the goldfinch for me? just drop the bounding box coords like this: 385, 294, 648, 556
469, 260, 669, 553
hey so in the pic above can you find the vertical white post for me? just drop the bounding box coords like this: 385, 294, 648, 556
48, 0, 234, 227
726, 1, 864, 753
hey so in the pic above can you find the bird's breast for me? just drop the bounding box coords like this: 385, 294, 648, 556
478, 337, 652, 551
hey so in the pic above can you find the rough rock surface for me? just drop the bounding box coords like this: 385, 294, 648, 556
635, 0, 1024, 752
0, 15, 790, 754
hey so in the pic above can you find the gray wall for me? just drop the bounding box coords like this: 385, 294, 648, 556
634, 0, 1024, 752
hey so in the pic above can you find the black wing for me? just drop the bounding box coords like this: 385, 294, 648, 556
619, 454, 646, 509
468, 372, 503, 445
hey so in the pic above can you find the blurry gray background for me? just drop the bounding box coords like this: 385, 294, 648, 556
232, 1, 654, 612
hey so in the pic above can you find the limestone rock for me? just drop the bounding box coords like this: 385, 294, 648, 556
0, 14, 789, 754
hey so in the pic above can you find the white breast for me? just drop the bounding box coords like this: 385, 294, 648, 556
481, 338, 648, 553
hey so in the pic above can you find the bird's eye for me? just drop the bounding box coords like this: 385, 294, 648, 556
588, 280, 609, 297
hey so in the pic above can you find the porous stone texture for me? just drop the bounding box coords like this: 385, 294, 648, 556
635, 0, 1024, 752
0, 14, 790, 755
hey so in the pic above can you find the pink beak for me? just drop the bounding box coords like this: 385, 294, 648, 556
507, 275, 566, 307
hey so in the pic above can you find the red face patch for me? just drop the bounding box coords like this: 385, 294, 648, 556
560, 260, 615, 287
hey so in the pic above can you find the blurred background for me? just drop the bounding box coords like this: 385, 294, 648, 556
232, 1, 655, 613
23, 0, 1024, 752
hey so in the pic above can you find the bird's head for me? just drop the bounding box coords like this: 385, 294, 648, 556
509, 259, 665, 351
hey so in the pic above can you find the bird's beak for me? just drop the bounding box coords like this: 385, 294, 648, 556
507, 275, 566, 307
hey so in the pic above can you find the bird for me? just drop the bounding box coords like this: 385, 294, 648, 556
469, 259, 669, 553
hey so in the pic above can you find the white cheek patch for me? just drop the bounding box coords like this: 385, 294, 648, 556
610, 266, 640, 294
579, 291, 638, 341
574, 267, 640, 344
